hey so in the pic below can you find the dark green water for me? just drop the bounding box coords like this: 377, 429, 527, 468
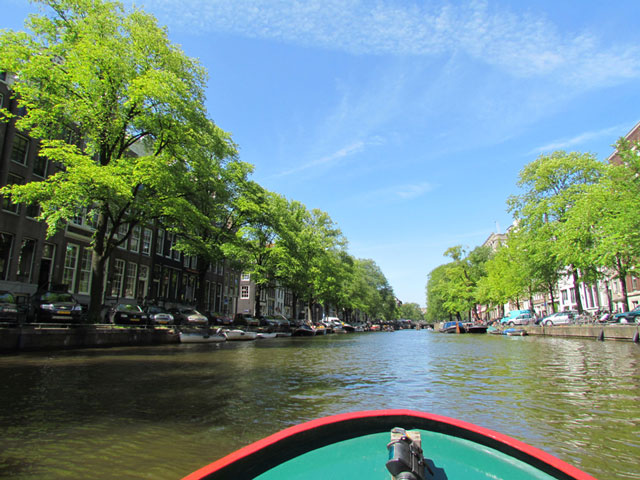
0, 330, 638, 479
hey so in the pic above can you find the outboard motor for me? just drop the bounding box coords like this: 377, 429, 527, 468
386, 427, 432, 480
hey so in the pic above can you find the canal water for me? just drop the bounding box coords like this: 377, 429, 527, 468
0, 330, 638, 479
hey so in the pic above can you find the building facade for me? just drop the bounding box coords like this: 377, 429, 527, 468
0, 75, 239, 318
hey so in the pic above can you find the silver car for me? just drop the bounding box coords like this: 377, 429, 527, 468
503, 313, 533, 326
145, 305, 174, 325
541, 311, 575, 326
172, 308, 208, 326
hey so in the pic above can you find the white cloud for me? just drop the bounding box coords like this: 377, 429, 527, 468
351, 181, 436, 204
269, 140, 365, 178
142, 0, 640, 89
530, 124, 629, 155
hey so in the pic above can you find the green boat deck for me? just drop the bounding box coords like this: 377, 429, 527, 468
256, 430, 561, 480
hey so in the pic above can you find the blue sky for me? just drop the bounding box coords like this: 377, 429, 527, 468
3, 0, 640, 307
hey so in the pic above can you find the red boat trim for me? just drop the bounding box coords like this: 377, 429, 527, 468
182, 409, 598, 480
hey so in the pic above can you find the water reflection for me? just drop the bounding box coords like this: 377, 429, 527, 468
0, 331, 638, 479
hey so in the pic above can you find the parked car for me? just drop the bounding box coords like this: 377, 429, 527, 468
0, 291, 19, 324
540, 311, 576, 326
29, 290, 84, 323
613, 306, 640, 324
145, 305, 174, 326
109, 303, 149, 325
170, 307, 208, 326
500, 309, 532, 325
233, 313, 259, 327
264, 316, 291, 328
502, 313, 533, 326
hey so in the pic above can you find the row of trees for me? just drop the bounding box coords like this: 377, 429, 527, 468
0, 0, 398, 323
425, 144, 640, 323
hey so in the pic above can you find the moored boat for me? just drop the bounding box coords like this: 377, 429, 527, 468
504, 328, 527, 336
292, 324, 315, 336
182, 409, 597, 480
464, 322, 488, 334
223, 329, 257, 341
440, 320, 466, 333
179, 329, 226, 343
255, 332, 277, 339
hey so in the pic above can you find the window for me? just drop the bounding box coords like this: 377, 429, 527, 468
116, 224, 128, 249
2, 173, 22, 214
111, 259, 125, 297
17, 238, 36, 282
171, 270, 179, 298
33, 154, 48, 177
156, 229, 165, 255
62, 244, 79, 292
78, 249, 92, 295
0, 233, 14, 281
241, 285, 250, 299
10, 134, 29, 165
561, 290, 568, 302
165, 232, 174, 258
169, 233, 180, 260
124, 262, 137, 298
137, 265, 149, 300
141, 228, 152, 255
71, 207, 87, 226
25, 202, 40, 219
130, 225, 141, 253
241, 273, 250, 281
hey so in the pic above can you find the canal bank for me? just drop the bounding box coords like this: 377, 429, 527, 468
525, 324, 640, 342
0, 325, 179, 352
436, 322, 640, 342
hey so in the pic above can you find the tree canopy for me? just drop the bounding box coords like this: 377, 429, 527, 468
0, 0, 235, 320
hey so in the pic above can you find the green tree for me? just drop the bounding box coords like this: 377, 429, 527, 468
223, 188, 283, 318
439, 245, 490, 320
272, 200, 346, 322
508, 151, 603, 313
425, 263, 452, 323
398, 302, 424, 322
0, 0, 226, 321
566, 138, 640, 310
351, 258, 397, 322
479, 228, 558, 316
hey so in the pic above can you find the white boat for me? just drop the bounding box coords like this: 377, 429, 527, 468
256, 332, 278, 339
223, 329, 257, 341
179, 331, 226, 343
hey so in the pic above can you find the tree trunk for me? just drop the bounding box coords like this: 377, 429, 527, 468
254, 283, 262, 318
291, 292, 298, 323
570, 267, 584, 313
616, 257, 630, 311
195, 258, 210, 313
87, 212, 109, 323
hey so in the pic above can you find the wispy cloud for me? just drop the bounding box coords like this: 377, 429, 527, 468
351, 181, 436, 205
530, 124, 630, 155
268, 140, 365, 178
144, 0, 640, 89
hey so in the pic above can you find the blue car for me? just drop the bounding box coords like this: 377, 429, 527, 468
613, 306, 640, 324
